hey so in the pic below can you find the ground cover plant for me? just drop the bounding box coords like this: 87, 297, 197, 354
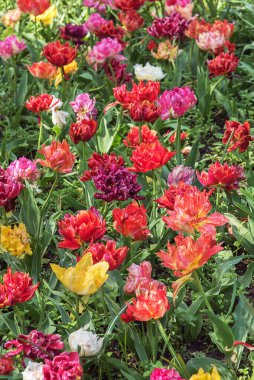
0, 0, 254, 378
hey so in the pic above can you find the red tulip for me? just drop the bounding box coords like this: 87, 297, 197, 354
26, 94, 53, 114
37, 140, 75, 174
69, 119, 98, 144
27, 62, 57, 79
17, 0, 50, 16
43, 40, 77, 67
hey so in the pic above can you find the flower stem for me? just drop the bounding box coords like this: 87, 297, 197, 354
220, 129, 234, 163
37, 115, 43, 151
176, 117, 183, 165
192, 271, 214, 312
156, 319, 190, 379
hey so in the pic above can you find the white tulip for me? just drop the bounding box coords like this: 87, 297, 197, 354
49, 95, 69, 126
68, 327, 103, 357
22, 361, 44, 380
134, 63, 166, 81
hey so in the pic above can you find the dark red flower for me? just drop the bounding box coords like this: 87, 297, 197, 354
43, 352, 83, 380
25, 94, 53, 114
147, 12, 189, 40
129, 101, 161, 123
114, 0, 145, 11
3, 268, 39, 305
69, 119, 98, 144
4, 330, 64, 360
43, 40, 77, 67
60, 23, 87, 45
113, 201, 150, 241
58, 208, 106, 249
0, 356, 14, 375
222, 120, 253, 153
129, 141, 175, 173
103, 58, 132, 85
93, 20, 125, 41
83, 240, 128, 270
208, 53, 239, 77
81, 152, 125, 182
118, 10, 144, 32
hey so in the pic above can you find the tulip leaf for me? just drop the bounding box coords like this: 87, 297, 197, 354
204, 311, 234, 354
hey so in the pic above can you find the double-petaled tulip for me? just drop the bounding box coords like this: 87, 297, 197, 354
86, 37, 125, 70
58, 208, 106, 249
43, 352, 83, 379
84, 240, 128, 270
26, 94, 53, 114
118, 10, 144, 32
150, 367, 184, 380
51, 252, 109, 295
114, 0, 145, 10
36, 140, 75, 174
124, 261, 152, 295
147, 12, 189, 40
159, 86, 197, 120
17, 0, 50, 16
0, 35, 26, 61
68, 327, 103, 356
27, 61, 57, 79
156, 182, 192, 210
69, 119, 98, 144
167, 165, 195, 185
123, 125, 158, 148
60, 23, 87, 45
156, 234, 223, 277
0, 223, 32, 257
1, 9, 21, 28
197, 162, 245, 191
129, 141, 175, 173
0, 356, 14, 376
4, 330, 64, 360
7, 157, 40, 183
43, 40, 77, 67
113, 201, 150, 241
0, 167, 23, 212
222, 120, 253, 153
189, 367, 221, 380
70, 93, 97, 121
208, 53, 239, 77
2, 268, 39, 306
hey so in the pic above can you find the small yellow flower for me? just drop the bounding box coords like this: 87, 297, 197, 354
51, 60, 78, 88
30, 5, 57, 26
50, 252, 109, 295
0, 224, 32, 257
189, 367, 221, 380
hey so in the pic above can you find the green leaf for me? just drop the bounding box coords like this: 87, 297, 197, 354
225, 213, 254, 254
204, 311, 234, 354
185, 139, 200, 168
187, 357, 237, 380
15, 71, 28, 107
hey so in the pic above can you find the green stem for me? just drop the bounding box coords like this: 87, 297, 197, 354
220, 129, 234, 163
100, 287, 109, 324
192, 271, 214, 312
215, 187, 221, 211
1, 207, 8, 224
156, 320, 190, 379
176, 117, 183, 165
34, 17, 38, 46
37, 115, 43, 151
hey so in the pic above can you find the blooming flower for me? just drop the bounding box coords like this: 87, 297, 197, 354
134, 63, 166, 81
68, 327, 103, 356
162, 186, 228, 235
27, 61, 57, 79
83, 240, 128, 270
58, 208, 106, 249
52, 60, 78, 87
22, 361, 44, 380
129, 141, 175, 173
208, 53, 239, 77
1, 9, 21, 27
156, 182, 192, 210
0, 356, 14, 376
43, 40, 77, 67
147, 13, 189, 40
51, 252, 109, 295
70, 93, 97, 121
103, 58, 132, 84
26, 94, 53, 114
83, 0, 113, 12
5, 330, 64, 360
189, 367, 221, 380
124, 261, 152, 295
159, 86, 197, 119
43, 352, 83, 380
123, 125, 158, 148
113, 201, 150, 241
17, 0, 50, 16
0, 35, 26, 61
7, 157, 39, 182
69, 119, 98, 144
81, 152, 124, 182
0, 167, 23, 212
166, 2, 193, 19
86, 37, 125, 69
92, 19, 125, 41
3, 268, 39, 306
83, 13, 107, 32
156, 234, 223, 277
0, 224, 32, 257
151, 40, 179, 61
114, 0, 145, 10
48, 96, 69, 126
118, 10, 144, 32
37, 140, 75, 174
167, 165, 195, 185
195, 31, 226, 53
30, 4, 57, 25
197, 162, 245, 191
150, 367, 184, 380
222, 120, 253, 153
121, 280, 169, 322
60, 23, 87, 45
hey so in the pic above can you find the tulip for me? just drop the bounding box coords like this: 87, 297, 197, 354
51, 252, 109, 295
68, 327, 103, 356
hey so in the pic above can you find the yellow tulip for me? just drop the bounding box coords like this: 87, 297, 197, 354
30, 5, 57, 26
0, 223, 32, 257
189, 367, 221, 380
51, 60, 78, 88
51, 252, 109, 295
